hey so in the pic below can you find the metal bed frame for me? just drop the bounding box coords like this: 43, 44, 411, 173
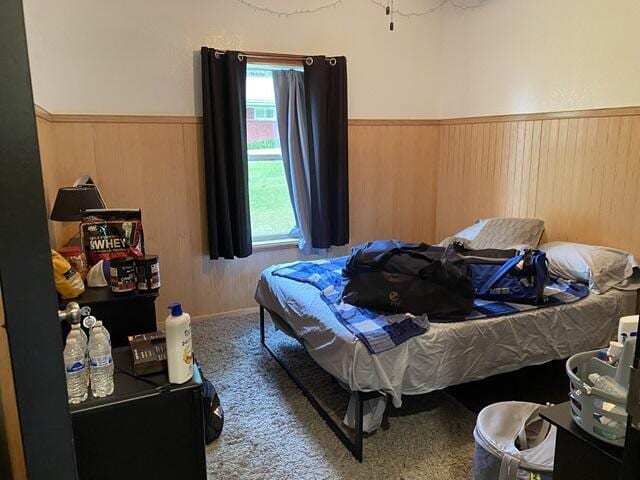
259, 305, 381, 462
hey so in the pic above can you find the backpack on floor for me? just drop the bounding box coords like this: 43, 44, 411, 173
194, 360, 224, 443
342, 240, 474, 317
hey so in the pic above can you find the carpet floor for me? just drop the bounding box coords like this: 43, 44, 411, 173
192, 312, 477, 480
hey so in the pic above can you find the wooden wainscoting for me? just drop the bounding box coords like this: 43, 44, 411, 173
35, 109, 439, 319
435, 110, 640, 258
349, 124, 439, 244
35, 106, 640, 317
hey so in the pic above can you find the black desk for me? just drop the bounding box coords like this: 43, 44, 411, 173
541, 402, 624, 480
60, 287, 158, 347
70, 348, 206, 480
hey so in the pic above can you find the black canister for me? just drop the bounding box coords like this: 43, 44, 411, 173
135, 255, 161, 293
110, 257, 136, 294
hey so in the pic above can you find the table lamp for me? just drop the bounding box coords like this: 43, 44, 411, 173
50, 175, 106, 245
50, 176, 106, 221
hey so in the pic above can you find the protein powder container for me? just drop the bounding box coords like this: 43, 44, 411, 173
135, 255, 161, 293
110, 257, 136, 294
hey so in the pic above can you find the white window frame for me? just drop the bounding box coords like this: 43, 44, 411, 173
248, 152, 299, 245
246, 64, 299, 246
252, 105, 276, 121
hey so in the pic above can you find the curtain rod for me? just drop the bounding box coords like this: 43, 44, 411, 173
212, 49, 338, 66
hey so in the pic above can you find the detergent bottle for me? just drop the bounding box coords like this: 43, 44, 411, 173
165, 303, 193, 384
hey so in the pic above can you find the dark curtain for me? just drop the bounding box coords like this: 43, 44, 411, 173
304, 56, 349, 249
201, 47, 251, 259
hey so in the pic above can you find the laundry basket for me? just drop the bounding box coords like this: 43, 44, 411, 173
566, 338, 636, 447
473, 401, 556, 480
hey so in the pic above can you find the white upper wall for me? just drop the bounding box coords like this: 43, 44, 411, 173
22, 0, 441, 118
436, 0, 640, 117
23, 0, 640, 118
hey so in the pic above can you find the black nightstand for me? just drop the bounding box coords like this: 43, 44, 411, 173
541, 402, 624, 480
70, 348, 206, 480
60, 287, 158, 347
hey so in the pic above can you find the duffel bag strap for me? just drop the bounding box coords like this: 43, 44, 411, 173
476, 254, 525, 295
370, 247, 436, 271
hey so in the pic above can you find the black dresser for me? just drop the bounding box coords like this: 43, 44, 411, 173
69, 348, 206, 480
541, 402, 624, 480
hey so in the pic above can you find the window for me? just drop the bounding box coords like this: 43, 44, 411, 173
246, 64, 302, 243
253, 106, 276, 121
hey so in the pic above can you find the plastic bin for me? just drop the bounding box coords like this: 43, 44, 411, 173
566, 338, 636, 447
473, 401, 556, 480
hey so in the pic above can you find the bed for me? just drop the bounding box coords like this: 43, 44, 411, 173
256, 262, 636, 405
256, 261, 636, 460
254, 219, 640, 461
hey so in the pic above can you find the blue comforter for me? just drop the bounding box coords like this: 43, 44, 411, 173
272, 257, 588, 354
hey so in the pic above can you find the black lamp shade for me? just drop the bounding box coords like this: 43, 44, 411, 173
50, 185, 106, 221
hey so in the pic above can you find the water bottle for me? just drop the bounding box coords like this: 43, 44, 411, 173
93, 320, 111, 345
588, 373, 628, 398
87, 318, 110, 351
89, 331, 114, 398
64, 338, 88, 404
69, 323, 89, 386
70, 322, 88, 346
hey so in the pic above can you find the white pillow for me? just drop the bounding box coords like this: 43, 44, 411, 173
540, 241, 640, 294
439, 217, 545, 250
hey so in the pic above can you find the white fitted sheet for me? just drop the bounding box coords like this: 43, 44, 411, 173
255, 263, 637, 407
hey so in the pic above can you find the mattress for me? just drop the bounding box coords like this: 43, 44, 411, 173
255, 263, 637, 407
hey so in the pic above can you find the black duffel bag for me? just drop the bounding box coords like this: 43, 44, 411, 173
342, 240, 474, 317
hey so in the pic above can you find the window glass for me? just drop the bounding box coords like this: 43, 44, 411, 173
246, 64, 301, 241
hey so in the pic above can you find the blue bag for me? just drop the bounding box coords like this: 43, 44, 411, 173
454, 244, 549, 305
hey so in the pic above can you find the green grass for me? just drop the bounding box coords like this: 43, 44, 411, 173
247, 138, 280, 150
248, 160, 296, 238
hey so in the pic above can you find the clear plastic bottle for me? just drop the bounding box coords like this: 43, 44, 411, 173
89, 331, 114, 398
588, 373, 628, 398
68, 323, 89, 387
70, 322, 88, 346
87, 318, 109, 352
93, 320, 111, 345
64, 337, 88, 404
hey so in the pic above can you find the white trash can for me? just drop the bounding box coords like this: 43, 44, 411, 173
473, 401, 556, 480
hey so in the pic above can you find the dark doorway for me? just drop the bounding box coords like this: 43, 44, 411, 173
0, 0, 78, 478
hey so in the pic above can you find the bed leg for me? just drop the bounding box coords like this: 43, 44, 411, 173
259, 306, 374, 462
259, 305, 265, 345
354, 392, 364, 463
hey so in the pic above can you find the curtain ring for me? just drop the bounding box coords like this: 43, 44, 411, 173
305, 57, 314, 66
328, 57, 337, 66
214, 51, 222, 59
237, 53, 246, 62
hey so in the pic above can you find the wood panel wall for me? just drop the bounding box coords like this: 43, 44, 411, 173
436, 111, 640, 258
36, 106, 640, 319
36, 111, 438, 319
